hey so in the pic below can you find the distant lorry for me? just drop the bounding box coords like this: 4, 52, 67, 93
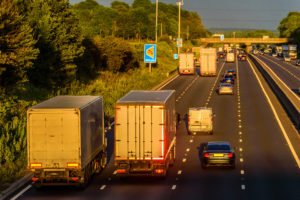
27, 96, 107, 187
276, 46, 283, 57
188, 107, 213, 135
288, 45, 297, 59
226, 52, 235, 62
199, 48, 217, 76
179, 53, 195, 75
114, 90, 176, 177
282, 45, 289, 57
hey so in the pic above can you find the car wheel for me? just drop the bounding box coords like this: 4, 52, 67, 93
201, 162, 207, 169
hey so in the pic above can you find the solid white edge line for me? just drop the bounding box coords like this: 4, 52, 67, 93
10, 185, 32, 200
253, 55, 300, 101
262, 55, 300, 81
156, 74, 179, 90
248, 58, 300, 168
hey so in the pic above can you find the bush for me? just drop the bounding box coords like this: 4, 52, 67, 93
93, 36, 140, 72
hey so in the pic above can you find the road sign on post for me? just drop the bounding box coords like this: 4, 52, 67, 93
144, 44, 157, 63
144, 44, 157, 73
220, 34, 224, 41
176, 38, 182, 47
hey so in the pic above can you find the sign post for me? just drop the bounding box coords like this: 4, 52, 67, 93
144, 44, 157, 72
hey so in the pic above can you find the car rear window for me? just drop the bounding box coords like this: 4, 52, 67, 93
207, 144, 230, 151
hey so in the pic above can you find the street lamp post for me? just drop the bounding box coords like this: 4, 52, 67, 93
176, 0, 183, 54
155, 0, 158, 43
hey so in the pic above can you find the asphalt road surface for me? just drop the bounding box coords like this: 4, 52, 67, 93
16, 57, 300, 200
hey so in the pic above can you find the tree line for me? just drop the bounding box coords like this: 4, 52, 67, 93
278, 12, 300, 47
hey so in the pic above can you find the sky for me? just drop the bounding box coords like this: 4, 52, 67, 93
70, 0, 300, 30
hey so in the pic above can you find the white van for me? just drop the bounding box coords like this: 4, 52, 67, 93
188, 107, 213, 135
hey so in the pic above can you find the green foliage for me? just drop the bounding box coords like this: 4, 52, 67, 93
0, 95, 35, 187
132, 0, 152, 9
26, 0, 84, 89
72, 0, 208, 40
278, 12, 300, 48
0, 0, 38, 89
93, 36, 140, 72
278, 12, 300, 38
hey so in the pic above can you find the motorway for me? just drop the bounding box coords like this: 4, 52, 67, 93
15, 56, 300, 200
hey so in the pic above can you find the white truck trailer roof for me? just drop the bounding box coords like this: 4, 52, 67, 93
31, 96, 101, 109
117, 90, 175, 104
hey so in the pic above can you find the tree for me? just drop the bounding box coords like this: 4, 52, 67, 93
278, 12, 300, 38
132, 0, 151, 9
26, 0, 84, 89
0, 0, 38, 89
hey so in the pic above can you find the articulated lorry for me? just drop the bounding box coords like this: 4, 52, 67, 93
178, 53, 195, 75
289, 45, 297, 59
114, 90, 176, 177
27, 96, 107, 187
200, 48, 217, 76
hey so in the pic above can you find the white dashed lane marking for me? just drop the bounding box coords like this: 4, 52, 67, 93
241, 185, 246, 190
100, 185, 106, 190
177, 170, 182, 175
186, 148, 190, 152
172, 185, 177, 190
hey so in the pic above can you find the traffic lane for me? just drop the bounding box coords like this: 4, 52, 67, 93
256, 55, 300, 90
93, 61, 226, 200
18, 62, 224, 200
162, 75, 199, 99
239, 59, 300, 200
265, 55, 300, 76
171, 61, 242, 200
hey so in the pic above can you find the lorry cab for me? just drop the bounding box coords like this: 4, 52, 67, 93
188, 107, 213, 135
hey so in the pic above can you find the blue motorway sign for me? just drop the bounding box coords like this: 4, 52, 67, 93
144, 44, 157, 63
173, 54, 178, 60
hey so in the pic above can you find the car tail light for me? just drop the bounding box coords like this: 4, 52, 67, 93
67, 162, 79, 168
204, 153, 210, 158
30, 162, 42, 168
32, 177, 39, 182
116, 169, 127, 174
154, 169, 165, 174
70, 177, 79, 182
227, 153, 233, 158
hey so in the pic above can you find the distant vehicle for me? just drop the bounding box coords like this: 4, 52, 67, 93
221, 74, 235, 84
253, 49, 259, 55
288, 45, 297, 59
295, 59, 300, 66
188, 107, 213, 135
272, 53, 277, 57
284, 55, 291, 62
27, 96, 107, 187
218, 83, 234, 95
218, 52, 225, 59
200, 141, 236, 169
114, 90, 176, 177
179, 53, 195, 75
226, 69, 236, 78
238, 54, 246, 61
226, 52, 235, 63
200, 48, 217, 76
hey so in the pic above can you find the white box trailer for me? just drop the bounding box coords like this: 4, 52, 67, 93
226, 52, 235, 63
27, 96, 107, 187
179, 53, 195, 75
114, 90, 176, 176
188, 107, 213, 135
200, 48, 217, 76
